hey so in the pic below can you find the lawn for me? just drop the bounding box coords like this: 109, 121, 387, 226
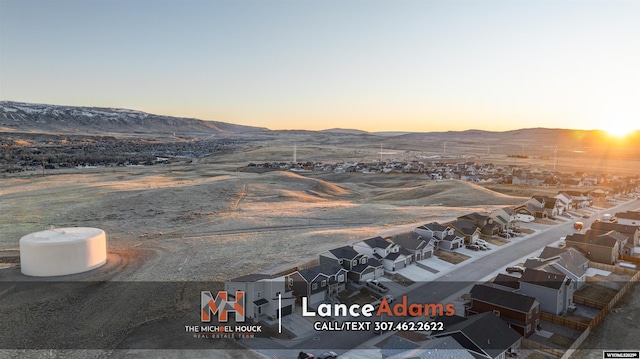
434, 249, 470, 265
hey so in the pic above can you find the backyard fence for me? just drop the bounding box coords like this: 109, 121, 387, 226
540, 312, 588, 332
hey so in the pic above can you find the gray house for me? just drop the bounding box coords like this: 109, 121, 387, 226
391, 232, 435, 261
318, 245, 384, 283
523, 246, 589, 290
414, 222, 465, 251
353, 236, 413, 271
518, 268, 575, 315
289, 264, 347, 307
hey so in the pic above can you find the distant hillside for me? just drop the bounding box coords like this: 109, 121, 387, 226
0, 101, 269, 136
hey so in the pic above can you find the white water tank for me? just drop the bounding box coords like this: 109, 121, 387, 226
19, 227, 107, 277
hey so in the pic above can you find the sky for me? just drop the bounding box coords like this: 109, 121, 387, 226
1, 0, 639, 133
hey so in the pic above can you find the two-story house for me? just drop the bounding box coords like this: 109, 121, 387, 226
431, 312, 523, 359
518, 268, 575, 315
353, 236, 412, 272
447, 219, 482, 245
391, 232, 435, 261
615, 211, 640, 226
225, 273, 296, 322
466, 284, 541, 337
591, 221, 640, 247
288, 264, 347, 307
523, 246, 589, 290
318, 245, 384, 283
565, 231, 621, 264
414, 222, 465, 251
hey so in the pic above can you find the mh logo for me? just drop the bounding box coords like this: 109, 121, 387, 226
201, 291, 245, 322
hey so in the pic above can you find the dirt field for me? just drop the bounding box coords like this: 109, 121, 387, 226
0, 141, 638, 357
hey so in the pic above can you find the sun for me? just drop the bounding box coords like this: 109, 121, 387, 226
602, 113, 637, 138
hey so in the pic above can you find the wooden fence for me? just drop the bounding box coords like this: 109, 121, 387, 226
540, 312, 588, 332
588, 261, 638, 276
529, 267, 640, 358
620, 254, 640, 264
522, 338, 566, 358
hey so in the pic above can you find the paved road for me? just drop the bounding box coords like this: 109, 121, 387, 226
249, 199, 640, 355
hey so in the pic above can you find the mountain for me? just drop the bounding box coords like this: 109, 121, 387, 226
0, 101, 269, 136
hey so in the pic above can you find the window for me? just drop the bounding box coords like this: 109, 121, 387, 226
526, 324, 531, 333
256, 291, 262, 299
493, 310, 500, 316
337, 274, 345, 282
312, 283, 318, 290
361, 258, 366, 264
321, 280, 327, 287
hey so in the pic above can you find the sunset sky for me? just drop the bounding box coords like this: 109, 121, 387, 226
1, 0, 638, 133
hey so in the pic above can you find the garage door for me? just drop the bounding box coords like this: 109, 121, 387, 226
395, 261, 405, 270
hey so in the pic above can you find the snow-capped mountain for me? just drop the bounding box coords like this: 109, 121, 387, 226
0, 101, 268, 136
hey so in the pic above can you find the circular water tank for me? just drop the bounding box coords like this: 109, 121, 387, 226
20, 227, 107, 277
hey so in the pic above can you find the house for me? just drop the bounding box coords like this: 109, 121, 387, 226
490, 207, 518, 232
447, 219, 482, 244
225, 273, 296, 322
564, 190, 591, 208
288, 264, 348, 307
590, 221, 640, 247
383, 336, 475, 359
523, 246, 589, 290
565, 231, 621, 264
391, 232, 435, 261
492, 273, 521, 291
554, 193, 572, 212
318, 245, 384, 283
616, 211, 640, 226
414, 222, 465, 251
431, 312, 523, 359
588, 189, 609, 205
518, 268, 575, 315
515, 198, 549, 219
466, 284, 541, 337
533, 196, 561, 218
458, 212, 501, 236
353, 236, 413, 272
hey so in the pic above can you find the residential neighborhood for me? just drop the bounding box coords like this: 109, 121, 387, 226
227, 188, 640, 359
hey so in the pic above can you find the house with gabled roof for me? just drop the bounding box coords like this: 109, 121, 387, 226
616, 211, 640, 226
391, 232, 435, 261
288, 264, 347, 307
318, 245, 384, 283
523, 246, 589, 290
518, 268, 575, 315
353, 236, 412, 272
225, 273, 296, 322
383, 336, 475, 359
447, 219, 482, 244
565, 231, 621, 264
414, 222, 465, 251
466, 284, 541, 337
591, 221, 640, 247
431, 312, 522, 359
515, 197, 550, 219
458, 212, 500, 236
490, 207, 518, 232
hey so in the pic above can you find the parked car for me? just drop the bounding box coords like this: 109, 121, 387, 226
479, 244, 491, 250
317, 351, 338, 359
466, 244, 480, 251
506, 266, 525, 274
366, 279, 389, 293
298, 352, 315, 359
475, 239, 489, 246
498, 232, 510, 238
582, 214, 590, 218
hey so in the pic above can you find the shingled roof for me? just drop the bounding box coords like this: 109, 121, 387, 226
470, 284, 539, 313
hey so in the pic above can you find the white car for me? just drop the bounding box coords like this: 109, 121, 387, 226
475, 239, 489, 246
